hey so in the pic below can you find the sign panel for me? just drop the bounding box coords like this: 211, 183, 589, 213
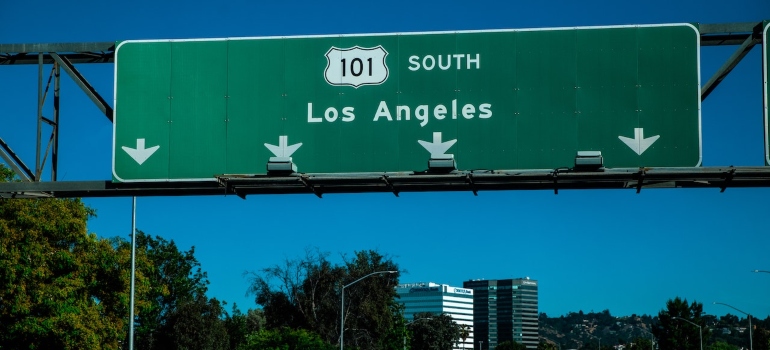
113, 24, 701, 182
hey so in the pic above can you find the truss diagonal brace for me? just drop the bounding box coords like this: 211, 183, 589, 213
701, 33, 759, 101
0, 137, 34, 181
50, 53, 114, 122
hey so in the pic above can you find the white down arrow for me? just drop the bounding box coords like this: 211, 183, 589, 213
122, 138, 160, 165
618, 128, 660, 156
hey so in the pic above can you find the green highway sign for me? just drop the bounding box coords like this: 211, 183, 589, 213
113, 24, 702, 182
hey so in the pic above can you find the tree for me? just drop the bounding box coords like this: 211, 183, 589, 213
246, 248, 338, 331
341, 250, 401, 349
246, 248, 400, 349
240, 327, 335, 350
459, 324, 470, 348
130, 231, 230, 350
381, 301, 408, 350
224, 306, 265, 350
0, 163, 136, 349
652, 297, 709, 350
628, 337, 653, 350
708, 340, 739, 350
537, 341, 559, 350
0, 165, 239, 349
496, 340, 528, 350
164, 294, 230, 350
409, 312, 461, 350
754, 325, 770, 350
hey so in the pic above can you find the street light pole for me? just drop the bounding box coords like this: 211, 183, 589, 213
753, 270, 770, 274
340, 270, 397, 350
129, 197, 136, 350
672, 317, 702, 350
714, 302, 752, 350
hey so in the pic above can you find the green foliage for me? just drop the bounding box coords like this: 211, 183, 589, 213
408, 312, 460, 350
381, 301, 408, 350
129, 231, 230, 350
0, 164, 14, 182
0, 164, 245, 349
342, 250, 401, 349
497, 340, 528, 350
247, 248, 400, 349
225, 306, 266, 350
165, 295, 230, 350
247, 248, 336, 334
240, 327, 335, 350
652, 297, 708, 350
537, 341, 559, 350
709, 340, 739, 350
0, 182, 131, 348
626, 337, 653, 350
754, 326, 770, 350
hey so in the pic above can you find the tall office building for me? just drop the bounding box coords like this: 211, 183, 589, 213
395, 282, 474, 350
463, 278, 538, 350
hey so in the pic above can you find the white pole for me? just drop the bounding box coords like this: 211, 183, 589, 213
340, 270, 397, 350
129, 197, 136, 350
749, 315, 753, 350
714, 302, 752, 350
340, 286, 344, 350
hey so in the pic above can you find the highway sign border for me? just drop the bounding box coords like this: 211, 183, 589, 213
762, 21, 770, 165
113, 23, 702, 182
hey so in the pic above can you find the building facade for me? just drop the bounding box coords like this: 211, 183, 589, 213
463, 278, 538, 350
395, 282, 474, 350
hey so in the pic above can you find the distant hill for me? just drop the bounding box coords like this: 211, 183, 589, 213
539, 310, 769, 349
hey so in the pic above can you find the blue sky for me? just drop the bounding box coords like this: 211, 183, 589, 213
1, 0, 769, 320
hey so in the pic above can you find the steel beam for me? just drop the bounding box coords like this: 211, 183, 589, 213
0, 43, 114, 65
0, 167, 769, 198
701, 34, 752, 46
51, 53, 113, 122
701, 33, 759, 100
699, 22, 759, 34
0, 137, 34, 181
0, 52, 114, 65
52, 64, 60, 181
699, 21, 762, 46
0, 42, 114, 53
0, 22, 761, 65
35, 53, 42, 180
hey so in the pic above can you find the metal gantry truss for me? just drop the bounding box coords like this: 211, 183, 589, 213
0, 42, 114, 183
0, 22, 767, 199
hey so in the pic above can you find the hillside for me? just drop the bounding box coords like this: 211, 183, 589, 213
539, 310, 769, 349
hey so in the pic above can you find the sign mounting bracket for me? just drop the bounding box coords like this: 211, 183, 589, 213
466, 174, 478, 196
635, 169, 646, 194
720, 167, 736, 193
300, 176, 322, 199
381, 176, 400, 197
